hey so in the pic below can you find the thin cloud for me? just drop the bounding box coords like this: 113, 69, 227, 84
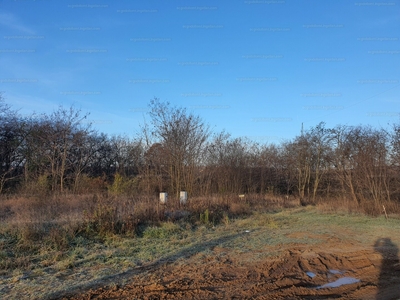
0, 12, 36, 35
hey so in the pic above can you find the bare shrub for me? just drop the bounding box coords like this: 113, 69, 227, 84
362, 200, 400, 218
362, 201, 382, 217
132, 196, 159, 224
229, 202, 251, 216
81, 194, 131, 236
17, 174, 51, 197
381, 201, 400, 217
316, 197, 362, 214
73, 175, 108, 194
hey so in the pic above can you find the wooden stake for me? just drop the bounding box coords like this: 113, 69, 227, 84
383, 205, 388, 220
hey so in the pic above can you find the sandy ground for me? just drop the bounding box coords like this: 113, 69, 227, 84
60, 236, 400, 300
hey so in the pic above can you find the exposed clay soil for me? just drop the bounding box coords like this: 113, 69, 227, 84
62, 239, 400, 300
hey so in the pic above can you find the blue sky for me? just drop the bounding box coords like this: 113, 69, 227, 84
1, 0, 399, 144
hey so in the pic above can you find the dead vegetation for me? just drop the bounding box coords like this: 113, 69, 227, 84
1, 194, 399, 299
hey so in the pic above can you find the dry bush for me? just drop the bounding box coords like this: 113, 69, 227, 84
131, 196, 160, 223
361, 201, 382, 217
17, 175, 51, 197
0, 195, 83, 252
1, 194, 85, 252
315, 196, 400, 218
0, 193, 165, 244
73, 175, 108, 194
381, 200, 400, 217
1, 196, 50, 226
79, 194, 166, 237
81, 195, 130, 236
178, 193, 295, 226
108, 173, 139, 196
361, 200, 400, 217
185, 195, 211, 213
2, 190, 398, 257
229, 201, 251, 216
5, 194, 86, 228
255, 194, 285, 210
316, 197, 362, 214
0, 196, 14, 223
176, 194, 256, 225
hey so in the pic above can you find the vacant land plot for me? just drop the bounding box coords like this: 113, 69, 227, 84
1, 206, 400, 299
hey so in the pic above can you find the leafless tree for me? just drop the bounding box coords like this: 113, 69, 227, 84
0, 96, 27, 193
307, 122, 333, 201
147, 98, 210, 198
352, 126, 391, 203
23, 106, 90, 193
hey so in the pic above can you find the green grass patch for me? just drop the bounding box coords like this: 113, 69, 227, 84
142, 222, 183, 239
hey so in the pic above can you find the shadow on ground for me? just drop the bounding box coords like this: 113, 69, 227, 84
46, 232, 244, 300
374, 237, 400, 300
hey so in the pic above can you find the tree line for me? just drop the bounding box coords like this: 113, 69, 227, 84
1, 96, 399, 205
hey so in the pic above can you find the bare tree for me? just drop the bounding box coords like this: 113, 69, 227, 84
391, 121, 400, 200
328, 125, 392, 204
307, 122, 333, 201
329, 125, 360, 203
352, 127, 391, 203
23, 106, 90, 193
257, 143, 292, 196
0, 97, 27, 193
147, 98, 210, 198
68, 130, 109, 193
281, 123, 333, 204
283, 137, 311, 203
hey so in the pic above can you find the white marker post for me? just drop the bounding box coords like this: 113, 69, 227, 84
160, 192, 168, 204
180, 191, 188, 205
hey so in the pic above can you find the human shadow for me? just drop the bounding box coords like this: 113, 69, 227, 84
374, 238, 400, 300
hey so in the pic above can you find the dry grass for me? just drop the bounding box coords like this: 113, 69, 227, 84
0, 192, 399, 299
316, 197, 362, 214
315, 196, 400, 218
1, 193, 397, 248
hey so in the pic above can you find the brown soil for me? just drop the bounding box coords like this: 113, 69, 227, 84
60, 239, 400, 300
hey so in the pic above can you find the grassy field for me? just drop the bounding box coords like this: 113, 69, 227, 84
1, 195, 400, 299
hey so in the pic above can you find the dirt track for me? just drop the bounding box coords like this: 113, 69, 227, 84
64, 238, 400, 300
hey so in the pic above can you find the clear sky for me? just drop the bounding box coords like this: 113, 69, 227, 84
1, 0, 399, 144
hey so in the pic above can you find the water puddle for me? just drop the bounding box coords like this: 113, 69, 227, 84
306, 271, 316, 278
317, 277, 360, 289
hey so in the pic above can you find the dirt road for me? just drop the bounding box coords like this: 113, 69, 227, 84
64, 238, 400, 299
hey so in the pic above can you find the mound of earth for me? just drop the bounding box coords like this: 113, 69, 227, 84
62, 243, 400, 300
